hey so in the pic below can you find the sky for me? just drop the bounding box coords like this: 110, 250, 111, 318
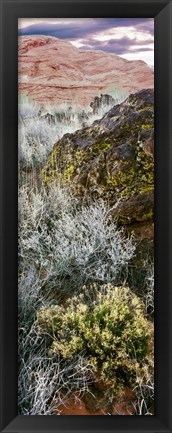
18, 18, 154, 67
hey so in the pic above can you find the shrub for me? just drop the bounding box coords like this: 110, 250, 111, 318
133, 375, 154, 415
18, 345, 92, 415
145, 262, 154, 316
18, 186, 135, 297
36, 284, 152, 394
18, 116, 58, 167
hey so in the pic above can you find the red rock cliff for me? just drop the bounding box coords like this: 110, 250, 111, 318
18, 35, 154, 106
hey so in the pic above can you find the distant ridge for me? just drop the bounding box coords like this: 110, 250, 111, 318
18, 35, 154, 106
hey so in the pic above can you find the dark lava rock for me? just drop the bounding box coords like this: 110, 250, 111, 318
42, 89, 154, 226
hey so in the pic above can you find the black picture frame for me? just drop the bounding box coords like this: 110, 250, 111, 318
0, 0, 172, 432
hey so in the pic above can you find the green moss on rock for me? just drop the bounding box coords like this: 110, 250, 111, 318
42, 89, 154, 224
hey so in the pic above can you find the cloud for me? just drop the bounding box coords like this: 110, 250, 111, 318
18, 18, 154, 66
18, 18, 118, 39
71, 36, 153, 57
136, 20, 154, 36
18, 18, 154, 41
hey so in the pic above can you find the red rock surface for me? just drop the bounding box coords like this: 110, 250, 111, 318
18, 35, 154, 107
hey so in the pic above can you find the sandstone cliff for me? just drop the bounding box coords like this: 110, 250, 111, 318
18, 35, 154, 106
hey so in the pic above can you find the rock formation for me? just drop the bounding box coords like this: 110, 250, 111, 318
18, 35, 154, 106
42, 88, 154, 230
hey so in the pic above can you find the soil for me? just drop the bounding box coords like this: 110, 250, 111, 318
54, 389, 136, 416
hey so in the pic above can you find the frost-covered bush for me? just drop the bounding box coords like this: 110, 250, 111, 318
133, 375, 154, 415
18, 339, 92, 415
145, 263, 154, 316
18, 117, 58, 166
18, 93, 43, 118
36, 284, 152, 394
105, 86, 128, 104
19, 185, 135, 297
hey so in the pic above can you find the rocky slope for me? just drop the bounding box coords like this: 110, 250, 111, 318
18, 36, 154, 106
42, 89, 154, 231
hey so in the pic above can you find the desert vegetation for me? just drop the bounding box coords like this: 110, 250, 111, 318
18, 91, 154, 415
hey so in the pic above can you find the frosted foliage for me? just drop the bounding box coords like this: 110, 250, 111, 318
145, 263, 154, 314
18, 321, 92, 415
18, 117, 58, 166
18, 348, 92, 415
106, 86, 128, 101
19, 185, 135, 296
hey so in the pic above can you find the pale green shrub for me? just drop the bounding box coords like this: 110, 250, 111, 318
37, 284, 152, 394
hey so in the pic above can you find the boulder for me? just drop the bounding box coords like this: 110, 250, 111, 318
42, 89, 154, 226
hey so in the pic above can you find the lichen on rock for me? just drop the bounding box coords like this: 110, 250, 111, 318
42, 89, 154, 225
